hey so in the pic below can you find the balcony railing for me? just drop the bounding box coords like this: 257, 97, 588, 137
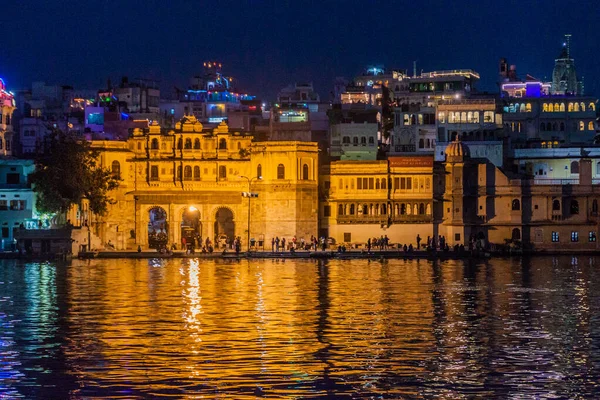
533, 179, 579, 185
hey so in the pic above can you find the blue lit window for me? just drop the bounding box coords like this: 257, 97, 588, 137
589, 232, 596, 242
551, 232, 559, 242
571, 232, 579, 242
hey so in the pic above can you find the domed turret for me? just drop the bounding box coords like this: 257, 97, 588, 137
445, 137, 469, 161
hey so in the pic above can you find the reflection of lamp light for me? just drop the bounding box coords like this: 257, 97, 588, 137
188, 206, 198, 212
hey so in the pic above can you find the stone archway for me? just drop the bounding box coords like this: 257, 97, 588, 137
148, 206, 168, 249
181, 206, 202, 248
214, 207, 235, 249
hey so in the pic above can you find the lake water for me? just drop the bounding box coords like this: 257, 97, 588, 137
1, 256, 599, 399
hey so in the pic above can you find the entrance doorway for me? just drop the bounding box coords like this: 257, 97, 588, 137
214, 208, 234, 249
181, 207, 201, 248
148, 207, 168, 249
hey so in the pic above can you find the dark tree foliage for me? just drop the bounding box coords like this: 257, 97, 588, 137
29, 130, 120, 216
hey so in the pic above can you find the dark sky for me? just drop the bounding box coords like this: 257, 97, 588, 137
2, 0, 599, 101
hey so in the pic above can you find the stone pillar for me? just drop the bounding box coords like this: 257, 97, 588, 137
169, 203, 176, 245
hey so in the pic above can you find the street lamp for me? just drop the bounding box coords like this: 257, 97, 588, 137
240, 175, 262, 252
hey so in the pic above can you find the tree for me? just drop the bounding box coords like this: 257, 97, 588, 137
30, 130, 120, 216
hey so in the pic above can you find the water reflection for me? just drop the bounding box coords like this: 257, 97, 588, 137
0, 257, 599, 398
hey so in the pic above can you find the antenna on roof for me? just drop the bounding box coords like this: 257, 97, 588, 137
413, 61, 417, 78
565, 34, 572, 58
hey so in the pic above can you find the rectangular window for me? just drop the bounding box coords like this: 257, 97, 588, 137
1, 227, 8, 238
400, 177, 406, 190
323, 205, 331, 217
407, 177, 412, 190
455, 233, 461, 241
357, 178, 362, 190
363, 178, 368, 189
9, 200, 26, 210
0, 200, 7, 210
344, 232, 351, 242
589, 232, 596, 242
394, 178, 399, 189
552, 232, 559, 242
368, 178, 374, 189
571, 232, 579, 242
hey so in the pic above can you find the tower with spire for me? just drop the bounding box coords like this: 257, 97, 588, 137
551, 34, 579, 95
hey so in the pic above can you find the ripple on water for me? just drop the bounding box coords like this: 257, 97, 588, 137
0, 256, 600, 398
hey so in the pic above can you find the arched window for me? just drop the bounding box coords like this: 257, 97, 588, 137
218, 165, 227, 180
338, 204, 344, 216
277, 164, 285, 180
519, 104, 525, 113
161, 142, 166, 151
590, 103, 596, 112
552, 199, 561, 211
193, 166, 200, 180
425, 178, 431, 190
426, 204, 431, 215
111, 160, 121, 179
512, 228, 521, 241
177, 138, 183, 150
568, 103, 574, 112
413, 204, 418, 215
349, 204, 355, 215
553, 122, 558, 131
560, 122, 565, 131
176, 166, 182, 180
342, 136, 350, 144
571, 161, 579, 174
257, 164, 262, 178
461, 112, 467, 123
560, 103, 565, 112
400, 203, 406, 215
184, 166, 192, 180
580, 102, 585, 112
512, 199, 521, 211
302, 164, 309, 180
360, 136, 367, 145
419, 203, 425, 214
554, 103, 560, 112
219, 138, 227, 149
150, 165, 159, 181
574, 103, 580, 112
368, 137, 375, 145
543, 103, 549, 112
375, 179, 380, 189
185, 138, 192, 149
151, 138, 159, 149
419, 139, 424, 148
381, 178, 386, 189
540, 122, 546, 131
579, 121, 585, 131
570, 199, 579, 215
353, 137, 358, 145
362, 204, 368, 215
194, 138, 201, 149
381, 204, 387, 215
526, 103, 532, 112
589, 122, 594, 131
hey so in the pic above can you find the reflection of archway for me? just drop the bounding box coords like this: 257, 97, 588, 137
148, 206, 168, 249
214, 208, 234, 248
181, 207, 202, 246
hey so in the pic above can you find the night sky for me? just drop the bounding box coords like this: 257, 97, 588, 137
2, 0, 599, 100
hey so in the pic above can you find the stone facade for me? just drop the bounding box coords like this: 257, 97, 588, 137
88, 117, 318, 250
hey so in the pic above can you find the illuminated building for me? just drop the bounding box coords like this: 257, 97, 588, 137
84, 117, 318, 249
552, 35, 581, 95
436, 98, 504, 142
328, 109, 379, 160
0, 159, 37, 250
390, 104, 437, 154
0, 78, 16, 157
112, 76, 160, 114
319, 156, 436, 245
160, 62, 256, 126
439, 138, 600, 249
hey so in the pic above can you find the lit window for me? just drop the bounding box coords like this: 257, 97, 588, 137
571, 231, 579, 242
552, 232, 559, 242
589, 232, 597, 242
579, 121, 585, 131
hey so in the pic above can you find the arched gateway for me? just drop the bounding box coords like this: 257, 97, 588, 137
214, 208, 235, 248
148, 206, 168, 249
